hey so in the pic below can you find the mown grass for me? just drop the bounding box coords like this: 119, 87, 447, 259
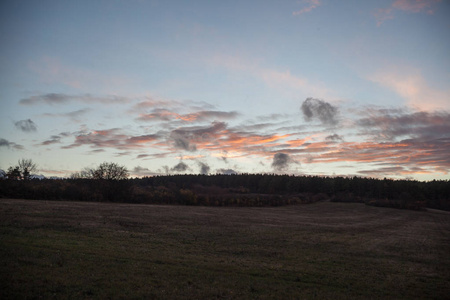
1, 199, 449, 299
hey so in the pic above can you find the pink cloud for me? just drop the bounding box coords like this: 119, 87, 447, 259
374, 0, 442, 26
293, 0, 322, 16
28, 57, 132, 91
209, 54, 332, 99
392, 0, 441, 13
368, 67, 450, 111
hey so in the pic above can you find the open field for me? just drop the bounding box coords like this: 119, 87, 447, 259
1, 199, 449, 299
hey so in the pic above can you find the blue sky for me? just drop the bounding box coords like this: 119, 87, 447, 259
1, 0, 449, 180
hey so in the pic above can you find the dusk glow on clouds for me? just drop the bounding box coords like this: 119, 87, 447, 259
0, 0, 449, 180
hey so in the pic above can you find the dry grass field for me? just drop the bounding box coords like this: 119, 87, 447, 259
1, 198, 449, 299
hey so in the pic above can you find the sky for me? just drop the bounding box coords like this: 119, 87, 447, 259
1, 0, 449, 180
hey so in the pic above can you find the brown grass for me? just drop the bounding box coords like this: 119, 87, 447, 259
1, 198, 449, 299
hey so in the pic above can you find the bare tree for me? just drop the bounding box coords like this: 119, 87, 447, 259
95, 162, 129, 180
17, 158, 38, 180
72, 162, 129, 180
70, 167, 95, 179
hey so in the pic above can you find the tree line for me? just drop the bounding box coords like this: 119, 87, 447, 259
4, 159, 38, 180
1, 160, 449, 210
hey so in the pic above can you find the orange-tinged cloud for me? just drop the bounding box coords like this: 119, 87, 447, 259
369, 68, 450, 111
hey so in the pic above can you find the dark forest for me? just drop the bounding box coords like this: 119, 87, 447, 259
1, 174, 449, 211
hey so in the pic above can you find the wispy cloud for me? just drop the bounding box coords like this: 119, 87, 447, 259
39, 135, 62, 146
369, 67, 450, 111
358, 166, 422, 177
392, 0, 441, 13
42, 108, 90, 122
20, 93, 131, 106
29, 56, 132, 90
209, 54, 331, 98
374, 0, 442, 26
0, 138, 24, 150
137, 110, 239, 123
293, 0, 322, 16
63, 128, 161, 151
356, 108, 450, 141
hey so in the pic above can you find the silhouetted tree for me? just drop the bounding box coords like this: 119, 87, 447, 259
72, 162, 129, 180
6, 166, 21, 180
17, 159, 38, 180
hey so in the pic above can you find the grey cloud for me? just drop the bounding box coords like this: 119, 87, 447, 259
63, 128, 161, 151
20, 93, 130, 105
43, 108, 90, 120
136, 109, 176, 122
271, 153, 291, 171
137, 109, 238, 123
136, 153, 168, 159
170, 121, 227, 152
0, 138, 24, 150
170, 133, 197, 152
216, 168, 238, 175
357, 109, 450, 141
325, 134, 343, 141
91, 149, 106, 153
301, 98, 339, 126
192, 110, 239, 122
198, 161, 210, 175
14, 119, 37, 132
162, 166, 170, 174
256, 113, 290, 122
40, 135, 62, 146
171, 162, 189, 173
357, 166, 412, 177
20, 93, 71, 105
133, 166, 159, 177
133, 166, 149, 173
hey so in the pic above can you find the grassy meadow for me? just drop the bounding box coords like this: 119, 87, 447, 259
1, 199, 449, 299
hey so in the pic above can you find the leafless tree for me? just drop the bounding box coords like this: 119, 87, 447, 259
72, 162, 129, 180
17, 158, 38, 179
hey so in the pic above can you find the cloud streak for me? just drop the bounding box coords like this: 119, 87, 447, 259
293, 0, 321, 16
356, 108, 450, 141
369, 68, 450, 111
0, 138, 24, 150
137, 110, 238, 123
63, 129, 161, 151
209, 54, 331, 99
20, 93, 131, 106
374, 0, 442, 26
